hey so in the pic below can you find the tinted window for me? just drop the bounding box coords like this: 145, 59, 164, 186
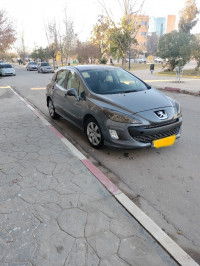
81, 68, 147, 94
1, 64, 12, 68
41, 63, 49, 66
55, 70, 67, 87
67, 71, 84, 96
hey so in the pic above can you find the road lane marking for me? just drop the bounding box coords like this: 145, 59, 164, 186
144, 79, 200, 83
0, 86, 11, 89
145, 79, 175, 82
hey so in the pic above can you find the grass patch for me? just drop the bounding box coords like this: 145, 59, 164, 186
158, 68, 200, 77
122, 63, 161, 71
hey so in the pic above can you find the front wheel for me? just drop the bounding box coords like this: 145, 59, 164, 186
48, 99, 60, 119
85, 118, 104, 149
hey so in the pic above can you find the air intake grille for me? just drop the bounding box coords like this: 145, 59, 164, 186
132, 127, 180, 143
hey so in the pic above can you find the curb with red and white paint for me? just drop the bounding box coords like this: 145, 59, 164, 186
8, 87, 199, 266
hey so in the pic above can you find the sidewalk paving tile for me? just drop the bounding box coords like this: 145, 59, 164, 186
0, 87, 180, 265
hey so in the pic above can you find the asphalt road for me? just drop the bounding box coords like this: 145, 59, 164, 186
1, 65, 200, 263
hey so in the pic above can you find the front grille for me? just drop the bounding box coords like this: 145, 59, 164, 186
142, 119, 179, 129
132, 127, 180, 143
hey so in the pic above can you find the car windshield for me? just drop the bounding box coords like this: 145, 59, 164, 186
80, 68, 148, 94
41, 63, 50, 66
30, 62, 37, 65
1, 64, 12, 68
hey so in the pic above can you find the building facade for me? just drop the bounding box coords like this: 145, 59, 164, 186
133, 14, 176, 55
133, 15, 149, 54
166, 15, 176, 33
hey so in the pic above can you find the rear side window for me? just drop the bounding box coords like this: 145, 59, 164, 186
55, 70, 67, 87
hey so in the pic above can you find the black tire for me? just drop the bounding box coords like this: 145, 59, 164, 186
85, 117, 104, 149
48, 99, 60, 119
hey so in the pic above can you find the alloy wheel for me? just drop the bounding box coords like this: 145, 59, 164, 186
86, 118, 104, 148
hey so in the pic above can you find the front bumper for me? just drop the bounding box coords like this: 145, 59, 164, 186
103, 117, 182, 149
41, 68, 53, 73
2, 72, 15, 76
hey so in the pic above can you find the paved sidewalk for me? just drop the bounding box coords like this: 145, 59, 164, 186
0, 89, 178, 265
132, 68, 200, 96
0, 87, 198, 266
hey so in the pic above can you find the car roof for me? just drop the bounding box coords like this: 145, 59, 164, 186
57, 65, 120, 72
74, 65, 119, 71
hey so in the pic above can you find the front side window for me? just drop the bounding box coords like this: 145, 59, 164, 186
67, 71, 84, 96
55, 70, 67, 87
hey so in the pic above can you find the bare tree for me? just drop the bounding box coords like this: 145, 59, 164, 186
147, 33, 159, 55
61, 9, 77, 64
0, 10, 16, 52
75, 41, 101, 64
44, 19, 59, 67
95, 0, 145, 68
16, 32, 28, 63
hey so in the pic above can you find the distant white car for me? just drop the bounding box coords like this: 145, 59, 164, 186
38, 62, 54, 73
26, 61, 38, 71
154, 57, 164, 63
135, 58, 148, 63
0, 63, 16, 76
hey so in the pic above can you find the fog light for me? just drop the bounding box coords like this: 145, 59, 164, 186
109, 129, 119, 140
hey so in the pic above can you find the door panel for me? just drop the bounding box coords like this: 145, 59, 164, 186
61, 70, 86, 127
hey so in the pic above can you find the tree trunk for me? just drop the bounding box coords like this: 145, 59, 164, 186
122, 55, 126, 69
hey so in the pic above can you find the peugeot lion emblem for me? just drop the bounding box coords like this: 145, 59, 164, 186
155, 110, 167, 120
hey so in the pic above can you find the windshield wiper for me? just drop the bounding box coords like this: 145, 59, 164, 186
121, 90, 138, 93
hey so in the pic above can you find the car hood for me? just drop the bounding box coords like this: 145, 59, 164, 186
90, 88, 173, 114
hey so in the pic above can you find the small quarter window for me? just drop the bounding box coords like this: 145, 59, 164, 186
55, 70, 67, 87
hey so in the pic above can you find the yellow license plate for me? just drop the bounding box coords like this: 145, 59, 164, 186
153, 135, 176, 148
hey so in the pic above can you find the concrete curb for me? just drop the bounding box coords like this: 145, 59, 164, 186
8, 86, 199, 266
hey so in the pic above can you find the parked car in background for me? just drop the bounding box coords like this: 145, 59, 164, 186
0, 63, 16, 76
46, 65, 182, 149
38, 62, 54, 73
26, 61, 38, 71
135, 58, 148, 64
154, 57, 164, 63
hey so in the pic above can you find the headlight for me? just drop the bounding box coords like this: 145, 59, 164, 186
102, 108, 142, 124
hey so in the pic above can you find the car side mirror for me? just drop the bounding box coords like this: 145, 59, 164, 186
66, 88, 80, 101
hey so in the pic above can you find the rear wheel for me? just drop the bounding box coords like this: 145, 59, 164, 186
48, 99, 60, 119
85, 118, 104, 149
